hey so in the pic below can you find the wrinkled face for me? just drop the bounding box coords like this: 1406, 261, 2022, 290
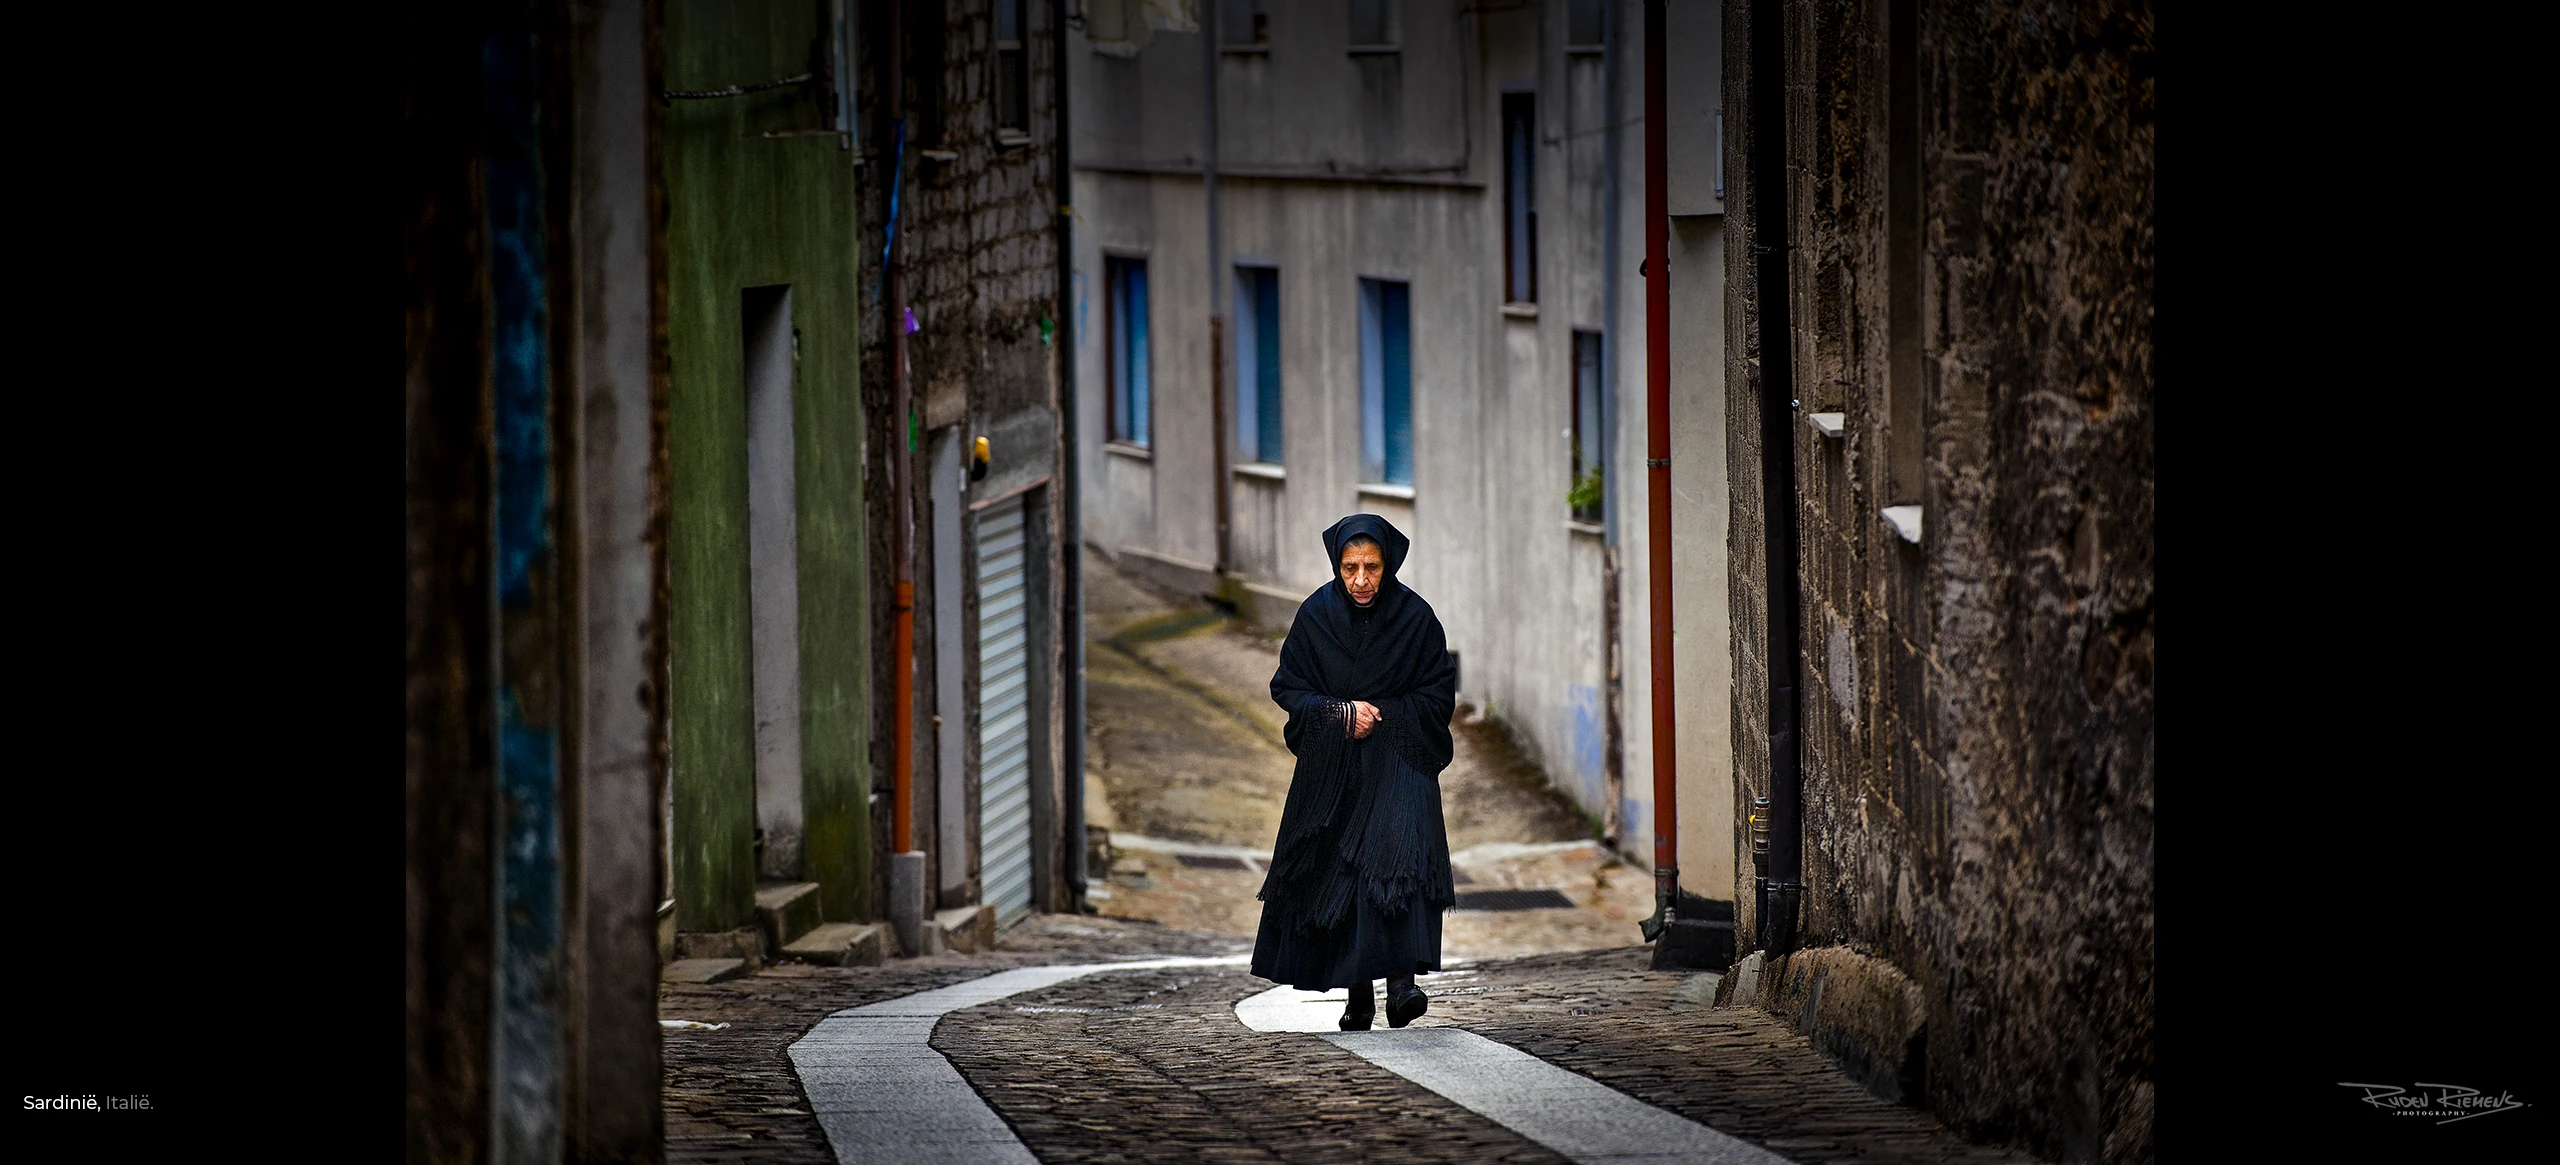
1339, 540, 1384, 606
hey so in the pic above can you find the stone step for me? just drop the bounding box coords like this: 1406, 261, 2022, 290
661, 957, 747, 984
753, 881, 825, 957
672, 926, 764, 967
781, 921, 890, 967
935, 905, 996, 954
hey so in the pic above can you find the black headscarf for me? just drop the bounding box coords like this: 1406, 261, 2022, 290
1258, 514, 1458, 936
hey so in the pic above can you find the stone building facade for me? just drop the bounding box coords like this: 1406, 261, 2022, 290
1718, 0, 2152, 1161
856, 0, 1079, 928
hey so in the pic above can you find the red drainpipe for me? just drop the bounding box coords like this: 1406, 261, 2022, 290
887, 0, 915, 856
1643, 0, 1679, 917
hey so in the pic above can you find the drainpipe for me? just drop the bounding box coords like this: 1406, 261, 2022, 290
1639, 0, 1681, 940
1598, 0, 1627, 853
1748, 0, 1803, 956
885, 0, 926, 949
1054, 0, 1087, 907
1203, 0, 1231, 581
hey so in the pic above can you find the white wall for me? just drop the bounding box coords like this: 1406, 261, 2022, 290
1067, 0, 1731, 877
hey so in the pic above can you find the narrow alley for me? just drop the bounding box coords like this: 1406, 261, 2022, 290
650, 551, 2051, 1165
406, 1, 2156, 1163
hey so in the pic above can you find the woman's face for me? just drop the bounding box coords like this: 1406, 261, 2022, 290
1339, 541, 1384, 606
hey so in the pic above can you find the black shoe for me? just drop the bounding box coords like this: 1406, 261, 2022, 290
1340, 985, 1376, 1031
1386, 983, 1428, 1028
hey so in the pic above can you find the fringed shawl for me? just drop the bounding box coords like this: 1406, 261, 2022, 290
1257, 514, 1459, 937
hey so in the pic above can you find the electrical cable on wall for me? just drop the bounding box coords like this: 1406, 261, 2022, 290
662, 72, 813, 101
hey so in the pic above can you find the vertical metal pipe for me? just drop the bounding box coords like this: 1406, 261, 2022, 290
887, 0, 916, 854
1204, 0, 1231, 576
1599, 0, 1627, 853
1600, 0, 1624, 549
1054, 0, 1088, 903
1749, 0, 1804, 954
1642, 0, 1680, 915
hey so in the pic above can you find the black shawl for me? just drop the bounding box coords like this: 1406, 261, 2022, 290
1256, 514, 1459, 937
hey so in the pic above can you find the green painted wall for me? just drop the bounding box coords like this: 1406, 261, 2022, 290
666, 0, 870, 931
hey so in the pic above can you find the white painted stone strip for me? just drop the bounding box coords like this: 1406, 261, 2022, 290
1108, 831, 1274, 862
788, 956, 1247, 1165
1447, 839, 1606, 866
1236, 983, 1791, 1165
1320, 1028, 1797, 1165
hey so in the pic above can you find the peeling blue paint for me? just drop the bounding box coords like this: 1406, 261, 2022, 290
1571, 683, 1606, 809
872, 119, 906, 305
485, 7, 562, 1161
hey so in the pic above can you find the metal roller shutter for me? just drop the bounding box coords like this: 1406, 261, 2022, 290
974, 497, 1035, 922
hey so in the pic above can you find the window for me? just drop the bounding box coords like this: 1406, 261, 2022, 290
1234, 266, 1283, 465
1106, 257, 1150, 446
1502, 94, 1537, 304
1566, 0, 1606, 49
996, 0, 1029, 134
1221, 0, 1269, 47
1347, 0, 1401, 47
1359, 278, 1413, 487
1570, 331, 1605, 524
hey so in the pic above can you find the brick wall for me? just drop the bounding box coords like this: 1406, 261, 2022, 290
1723, 1, 2152, 1161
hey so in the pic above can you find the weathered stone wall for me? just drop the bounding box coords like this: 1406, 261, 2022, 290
1723, 1, 2152, 1162
857, 0, 1066, 917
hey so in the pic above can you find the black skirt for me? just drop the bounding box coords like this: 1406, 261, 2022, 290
1250, 749, 1449, 990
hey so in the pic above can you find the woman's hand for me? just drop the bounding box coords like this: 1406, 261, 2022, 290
1349, 700, 1384, 739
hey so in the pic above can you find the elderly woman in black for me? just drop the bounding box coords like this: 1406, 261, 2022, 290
1251, 514, 1458, 1030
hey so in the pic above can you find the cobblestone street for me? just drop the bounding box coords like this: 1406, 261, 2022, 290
659, 915, 2047, 1164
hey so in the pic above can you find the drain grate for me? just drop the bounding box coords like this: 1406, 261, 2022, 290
1454, 888, 1576, 912
1174, 853, 1250, 870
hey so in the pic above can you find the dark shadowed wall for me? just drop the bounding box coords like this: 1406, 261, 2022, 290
1722, 0, 2152, 1160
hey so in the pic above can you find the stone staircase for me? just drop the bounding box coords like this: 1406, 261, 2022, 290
662, 884, 995, 983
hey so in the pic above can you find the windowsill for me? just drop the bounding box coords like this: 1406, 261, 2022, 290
1233, 462, 1286, 481
1500, 302, 1538, 319
994, 129, 1032, 150
1356, 482, 1415, 500
1104, 441, 1153, 461
1807, 411, 1846, 438
1346, 44, 1402, 55
918, 148, 959, 162
1566, 519, 1606, 537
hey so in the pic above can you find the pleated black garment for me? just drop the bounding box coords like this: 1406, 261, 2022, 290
1251, 514, 1458, 991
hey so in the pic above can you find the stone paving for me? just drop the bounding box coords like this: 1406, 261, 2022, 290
933, 964, 1573, 1165
663, 914, 2047, 1165
658, 915, 1243, 1163
1425, 949, 2047, 1165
